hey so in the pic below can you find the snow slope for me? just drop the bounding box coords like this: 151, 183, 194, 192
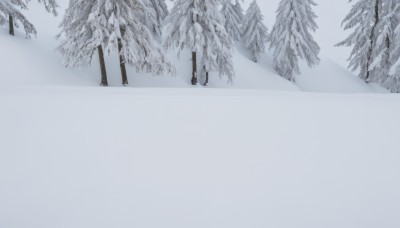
0, 0, 385, 92
1, 88, 400, 228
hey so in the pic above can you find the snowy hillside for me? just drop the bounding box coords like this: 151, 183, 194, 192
0, 0, 386, 92
1, 1, 400, 228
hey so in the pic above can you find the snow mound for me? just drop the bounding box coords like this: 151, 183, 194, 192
297, 57, 381, 93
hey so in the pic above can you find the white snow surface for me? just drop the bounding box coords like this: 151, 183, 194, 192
1, 1, 400, 228
1, 88, 400, 228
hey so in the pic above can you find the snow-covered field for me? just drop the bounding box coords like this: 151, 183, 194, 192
1, 88, 400, 228
1, 1, 400, 228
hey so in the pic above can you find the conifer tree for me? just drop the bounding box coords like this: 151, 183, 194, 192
202, 0, 234, 85
0, 0, 35, 37
40, 0, 58, 15
201, 3, 235, 85
242, 0, 268, 62
221, 0, 243, 41
58, 0, 174, 86
164, 0, 234, 85
385, 2, 400, 92
57, 0, 109, 86
164, 0, 203, 85
145, 0, 168, 37
369, 0, 399, 85
269, 0, 320, 82
336, 0, 382, 83
142, 1, 159, 38
234, 0, 244, 21
0, 0, 57, 37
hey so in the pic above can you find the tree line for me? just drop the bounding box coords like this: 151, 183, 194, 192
1, 0, 400, 93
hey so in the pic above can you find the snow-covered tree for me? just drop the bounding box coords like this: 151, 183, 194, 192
164, 0, 235, 85
0, 6, 5, 25
242, 0, 268, 62
234, 0, 244, 21
142, 1, 159, 38
145, 0, 168, 37
201, 9, 235, 85
40, 0, 58, 16
0, 0, 57, 37
0, 0, 35, 37
58, 0, 174, 86
57, 0, 108, 85
384, 2, 400, 92
269, 0, 320, 82
368, 0, 399, 86
164, 0, 204, 85
336, 0, 382, 83
221, 0, 243, 41
201, 0, 234, 85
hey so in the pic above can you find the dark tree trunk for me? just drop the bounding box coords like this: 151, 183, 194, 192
191, 52, 198, 85
366, 0, 380, 82
9, 15, 14, 36
385, 34, 391, 70
118, 27, 128, 86
203, 66, 209, 86
97, 46, 108, 86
